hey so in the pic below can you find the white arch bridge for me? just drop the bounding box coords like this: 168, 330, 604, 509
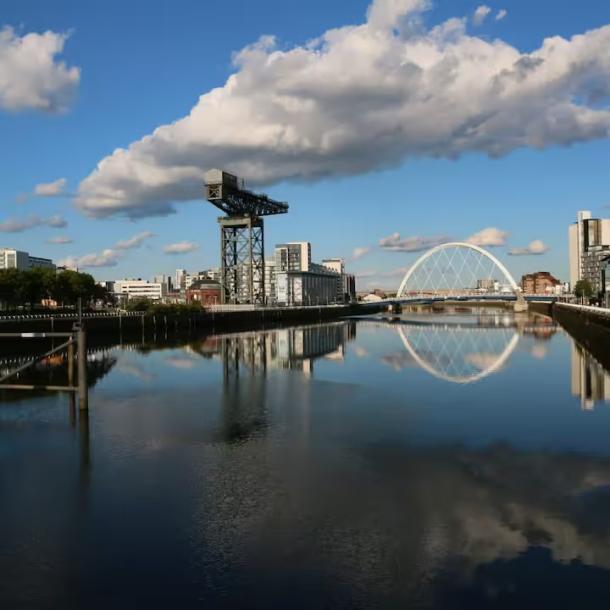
382, 242, 531, 311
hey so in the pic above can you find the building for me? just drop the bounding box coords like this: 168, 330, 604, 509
521, 271, 561, 295
602, 255, 610, 308
569, 210, 610, 295
274, 243, 345, 306
175, 269, 187, 292
113, 279, 163, 303
476, 278, 498, 292
185, 280, 221, 306
264, 260, 277, 304
0, 248, 55, 271
153, 274, 173, 295
322, 258, 356, 303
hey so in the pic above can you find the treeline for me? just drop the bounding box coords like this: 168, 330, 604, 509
0, 268, 113, 310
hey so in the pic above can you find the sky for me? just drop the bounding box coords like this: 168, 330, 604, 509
1, 0, 609, 290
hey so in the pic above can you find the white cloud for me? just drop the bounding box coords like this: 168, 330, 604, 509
508, 239, 550, 255
115, 231, 155, 250
76, 0, 610, 219
58, 230, 154, 268
163, 241, 199, 254
466, 227, 508, 247
379, 232, 449, 252
496, 9, 508, 21
34, 177, 67, 196
46, 235, 73, 244
0, 27, 80, 112
0, 214, 67, 232
472, 5, 492, 26
352, 246, 372, 260
59, 249, 121, 269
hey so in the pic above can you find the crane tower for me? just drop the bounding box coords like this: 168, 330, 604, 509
204, 169, 288, 304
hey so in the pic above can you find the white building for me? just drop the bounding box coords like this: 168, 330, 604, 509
274, 242, 344, 306
569, 210, 610, 293
113, 279, 163, 302
0, 248, 55, 271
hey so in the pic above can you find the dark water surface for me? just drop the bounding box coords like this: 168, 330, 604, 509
2, 309, 610, 609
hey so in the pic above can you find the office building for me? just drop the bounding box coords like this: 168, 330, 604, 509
274, 242, 344, 306
113, 279, 163, 302
521, 271, 561, 295
153, 274, 173, 295
0, 248, 55, 271
569, 210, 610, 294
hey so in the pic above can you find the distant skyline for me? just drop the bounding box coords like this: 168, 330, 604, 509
1, 0, 609, 289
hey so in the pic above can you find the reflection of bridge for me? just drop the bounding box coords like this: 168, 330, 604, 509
365, 315, 558, 385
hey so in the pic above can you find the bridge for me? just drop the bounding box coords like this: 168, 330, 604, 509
371, 242, 555, 311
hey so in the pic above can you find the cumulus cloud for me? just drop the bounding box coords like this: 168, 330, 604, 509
34, 177, 67, 196
115, 231, 155, 250
163, 241, 199, 254
0, 214, 67, 232
59, 249, 121, 269
472, 5, 492, 26
0, 27, 80, 112
58, 230, 155, 269
508, 239, 550, 255
46, 235, 73, 244
466, 227, 508, 247
76, 0, 610, 219
379, 232, 449, 252
352, 246, 372, 260
496, 9, 508, 21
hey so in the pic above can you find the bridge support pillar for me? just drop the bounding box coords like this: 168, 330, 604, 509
513, 295, 528, 313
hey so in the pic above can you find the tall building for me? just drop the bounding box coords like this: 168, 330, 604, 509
569, 210, 610, 294
0, 248, 55, 271
153, 274, 173, 295
175, 269, 187, 292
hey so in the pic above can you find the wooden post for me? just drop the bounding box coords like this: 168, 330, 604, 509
67, 339, 74, 388
77, 326, 88, 411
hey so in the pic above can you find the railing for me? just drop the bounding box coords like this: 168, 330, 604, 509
0, 327, 89, 410
0, 311, 144, 322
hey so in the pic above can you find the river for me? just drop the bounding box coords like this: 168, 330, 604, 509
2, 308, 610, 609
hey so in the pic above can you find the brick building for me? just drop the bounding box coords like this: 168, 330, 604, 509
521, 271, 560, 295
185, 280, 221, 306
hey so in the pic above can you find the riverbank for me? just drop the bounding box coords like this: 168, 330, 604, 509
0, 303, 381, 339
552, 303, 610, 370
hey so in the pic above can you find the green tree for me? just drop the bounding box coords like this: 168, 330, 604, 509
574, 279, 594, 300
0, 269, 21, 309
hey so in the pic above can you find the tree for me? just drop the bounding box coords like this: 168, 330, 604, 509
574, 279, 594, 301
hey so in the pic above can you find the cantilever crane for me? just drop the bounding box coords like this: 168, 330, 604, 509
204, 169, 289, 305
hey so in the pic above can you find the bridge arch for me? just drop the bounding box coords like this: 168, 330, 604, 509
396, 242, 519, 299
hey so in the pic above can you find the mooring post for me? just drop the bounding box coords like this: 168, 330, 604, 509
77, 325, 88, 411
76, 299, 88, 411
67, 337, 74, 388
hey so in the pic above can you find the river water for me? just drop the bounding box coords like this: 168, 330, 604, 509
2, 308, 610, 609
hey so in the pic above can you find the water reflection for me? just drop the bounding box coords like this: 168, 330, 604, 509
572, 343, 610, 410
2, 311, 610, 608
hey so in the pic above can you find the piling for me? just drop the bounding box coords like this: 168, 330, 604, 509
77, 326, 88, 411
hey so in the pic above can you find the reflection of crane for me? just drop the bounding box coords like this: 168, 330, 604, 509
204, 169, 288, 305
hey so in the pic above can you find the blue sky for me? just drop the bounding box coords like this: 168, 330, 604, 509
1, 0, 609, 289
